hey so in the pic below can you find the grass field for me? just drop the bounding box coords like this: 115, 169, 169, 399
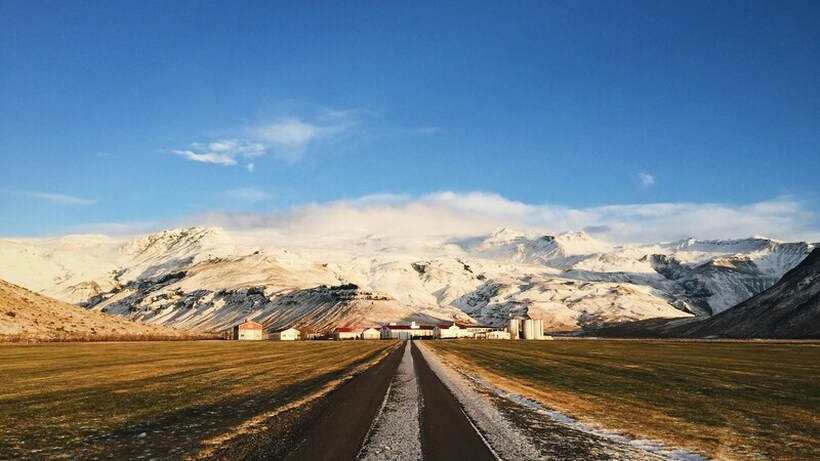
0, 340, 396, 460
427, 339, 820, 461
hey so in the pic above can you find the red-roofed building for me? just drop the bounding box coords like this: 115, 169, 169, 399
333, 327, 359, 340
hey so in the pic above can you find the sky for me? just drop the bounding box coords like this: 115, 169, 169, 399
1, 1, 818, 242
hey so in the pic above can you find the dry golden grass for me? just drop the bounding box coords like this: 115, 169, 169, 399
428, 339, 820, 461
0, 340, 397, 460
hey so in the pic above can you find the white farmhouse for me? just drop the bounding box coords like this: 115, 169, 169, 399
232, 319, 264, 340
361, 327, 381, 340
434, 323, 473, 339
270, 327, 301, 341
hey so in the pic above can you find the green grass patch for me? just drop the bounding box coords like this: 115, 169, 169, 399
0, 340, 396, 459
427, 339, 820, 460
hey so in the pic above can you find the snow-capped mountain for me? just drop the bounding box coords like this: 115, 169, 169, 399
592, 247, 820, 339
675, 246, 820, 338
0, 227, 814, 333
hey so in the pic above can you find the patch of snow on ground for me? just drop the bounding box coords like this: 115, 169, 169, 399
440, 351, 709, 461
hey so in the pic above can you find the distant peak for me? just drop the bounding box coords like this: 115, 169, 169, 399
486, 227, 528, 241
120, 226, 229, 258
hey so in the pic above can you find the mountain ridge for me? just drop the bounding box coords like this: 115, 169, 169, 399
0, 227, 815, 333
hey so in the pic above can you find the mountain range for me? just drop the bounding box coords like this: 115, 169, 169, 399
0, 227, 815, 334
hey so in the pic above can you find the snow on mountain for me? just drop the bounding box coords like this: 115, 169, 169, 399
0, 227, 815, 333
0, 234, 121, 303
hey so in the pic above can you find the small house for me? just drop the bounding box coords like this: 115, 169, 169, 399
233, 320, 264, 340
270, 327, 301, 341
333, 327, 359, 340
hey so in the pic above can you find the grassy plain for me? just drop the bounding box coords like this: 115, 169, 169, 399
0, 340, 396, 460
427, 339, 820, 461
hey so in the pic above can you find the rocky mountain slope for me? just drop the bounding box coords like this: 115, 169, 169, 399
673, 247, 819, 338
0, 227, 814, 333
591, 248, 820, 339
0, 278, 195, 341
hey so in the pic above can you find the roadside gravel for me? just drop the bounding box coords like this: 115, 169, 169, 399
358, 341, 422, 461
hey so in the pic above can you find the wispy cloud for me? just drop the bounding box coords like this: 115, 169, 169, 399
173, 107, 438, 169
173, 139, 264, 166
639, 172, 655, 188
190, 191, 819, 244
227, 187, 272, 203
20, 191, 96, 206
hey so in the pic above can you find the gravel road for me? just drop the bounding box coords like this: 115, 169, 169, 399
204, 340, 704, 460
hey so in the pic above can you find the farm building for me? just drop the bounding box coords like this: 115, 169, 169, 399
381, 322, 434, 339
270, 327, 301, 341
485, 330, 511, 340
232, 320, 264, 340
361, 327, 381, 340
434, 323, 473, 339
333, 327, 359, 340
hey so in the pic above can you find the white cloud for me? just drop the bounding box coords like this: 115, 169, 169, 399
246, 163, 255, 173
227, 187, 272, 203
21, 191, 96, 206
173, 150, 238, 166
173, 138, 264, 166
639, 172, 655, 188
186, 191, 819, 244
174, 110, 359, 167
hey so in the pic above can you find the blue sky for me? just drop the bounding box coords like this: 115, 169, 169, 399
1, 1, 818, 241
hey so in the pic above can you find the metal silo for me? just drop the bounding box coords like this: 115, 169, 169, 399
534, 319, 544, 339
508, 318, 519, 339
523, 319, 535, 339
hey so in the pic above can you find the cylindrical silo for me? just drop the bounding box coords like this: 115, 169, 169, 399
523, 319, 535, 340
508, 318, 519, 339
534, 319, 544, 339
